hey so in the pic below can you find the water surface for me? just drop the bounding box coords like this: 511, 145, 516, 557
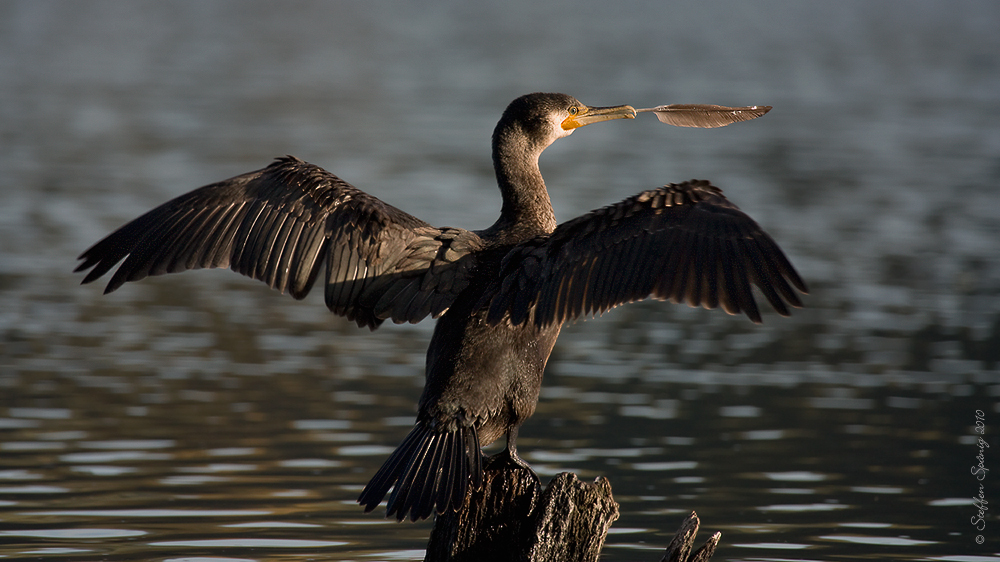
2, 1, 999, 560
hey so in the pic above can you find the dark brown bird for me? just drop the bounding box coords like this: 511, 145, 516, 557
76, 92, 807, 522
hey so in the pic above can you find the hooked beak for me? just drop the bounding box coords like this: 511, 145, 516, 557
561, 104, 636, 130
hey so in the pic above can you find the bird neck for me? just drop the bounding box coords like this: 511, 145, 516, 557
487, 126, 557, 241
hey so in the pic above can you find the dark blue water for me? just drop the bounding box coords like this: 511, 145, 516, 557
2, 1, 999, 560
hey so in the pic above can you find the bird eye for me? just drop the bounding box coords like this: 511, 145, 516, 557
568, 106, 579, 116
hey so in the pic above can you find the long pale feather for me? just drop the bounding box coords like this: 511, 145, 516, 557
636, 104, 772, 128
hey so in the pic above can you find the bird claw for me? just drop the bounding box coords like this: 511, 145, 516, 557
486, 447, 541, 487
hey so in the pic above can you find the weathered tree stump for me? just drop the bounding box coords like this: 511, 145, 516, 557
660, 512, 720, 562
425, 453, 545, 562
527, 472, 619, 561
425, 453, 719, 562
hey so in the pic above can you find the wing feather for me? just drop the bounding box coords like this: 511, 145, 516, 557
487, 180, 807, 327
76, 156, 483, 329
199, 202, 247, 270
182, 204, 236, 270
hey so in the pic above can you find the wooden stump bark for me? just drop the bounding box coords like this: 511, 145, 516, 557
424, 453, 544, 562
424, 453, 720, 562
660, 511, 720, 562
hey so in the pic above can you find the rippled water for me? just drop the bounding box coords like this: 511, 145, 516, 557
2, 1, 999, 560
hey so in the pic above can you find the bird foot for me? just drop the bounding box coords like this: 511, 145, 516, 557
481, 446, 541, 517
485, 447, 541, 488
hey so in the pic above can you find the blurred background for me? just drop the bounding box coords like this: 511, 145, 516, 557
1, 1, 998, 560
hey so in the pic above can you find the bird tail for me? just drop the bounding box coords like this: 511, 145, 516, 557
358, 422, 483, 521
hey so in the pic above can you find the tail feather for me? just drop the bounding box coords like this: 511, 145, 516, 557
434, 430, 459, 514
389, 433, 438, 519
358, 422, 482, 522
414, 434, 447, 520
466, 426, 483, 491
358, 424, 424, 513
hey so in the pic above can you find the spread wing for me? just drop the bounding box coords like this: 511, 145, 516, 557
486, 180, 807, 327
75, 156, 483, 329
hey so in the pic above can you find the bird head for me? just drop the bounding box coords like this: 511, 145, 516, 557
497, 93, 636, 153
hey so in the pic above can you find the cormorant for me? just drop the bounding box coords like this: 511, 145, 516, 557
76, 92, 807, 522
